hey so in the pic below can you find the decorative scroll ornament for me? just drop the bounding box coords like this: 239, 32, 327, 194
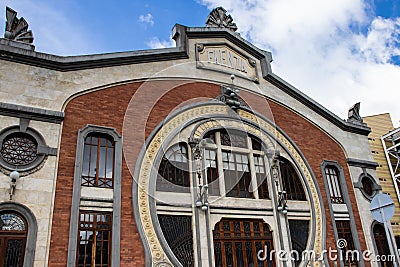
4, 6, 34, 43
216, 85, 248, 111
206, 6, 238, 32
347, 102, 364, 124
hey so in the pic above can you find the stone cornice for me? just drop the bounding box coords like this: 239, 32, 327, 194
0, 102, 64, 124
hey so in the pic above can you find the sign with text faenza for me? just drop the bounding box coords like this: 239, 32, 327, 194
196, 43, 259, 82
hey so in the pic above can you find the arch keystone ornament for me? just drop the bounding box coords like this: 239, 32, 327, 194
134, 103, 326, 266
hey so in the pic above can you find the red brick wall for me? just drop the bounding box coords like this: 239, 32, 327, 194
49, 80, 367, 266
48, 81, 220, 266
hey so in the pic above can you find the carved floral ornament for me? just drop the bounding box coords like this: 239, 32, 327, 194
135, 104, 325, 266
206, 6, 238, 32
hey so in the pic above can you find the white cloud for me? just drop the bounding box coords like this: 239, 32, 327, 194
147, 37, 175, 49
201, 0, 400, 126
139, 13, 154, 26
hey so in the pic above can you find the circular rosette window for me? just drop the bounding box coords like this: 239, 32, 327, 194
0, 126, 48, 175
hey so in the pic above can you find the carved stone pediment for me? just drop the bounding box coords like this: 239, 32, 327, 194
206, 7, 238, 32
4, 6, 34, 44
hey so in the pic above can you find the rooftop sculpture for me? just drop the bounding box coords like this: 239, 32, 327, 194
4, 6, 34, 44
206, 7, 238, 32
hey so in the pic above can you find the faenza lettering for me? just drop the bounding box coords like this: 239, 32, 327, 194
207, 49, 247, 73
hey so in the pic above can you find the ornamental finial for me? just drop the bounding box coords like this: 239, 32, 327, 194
206, 7, 238, 32
4, 6, 34, 44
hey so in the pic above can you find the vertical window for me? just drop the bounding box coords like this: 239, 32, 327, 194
157, 143, 190, 192
77, 211, 112, 267
0, 212, 27, 267
224, 151, 253, 198
280, 157, 306, 201
373, 224, 393, 267
213, 219, 274, 267
205, 149, 219, 195
336, 220, 357, 266
325, 167, 344, 204
82, 133, 114, 188
255, 155, 269, 199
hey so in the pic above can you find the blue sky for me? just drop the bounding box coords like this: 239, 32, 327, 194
1, 0, 400, 126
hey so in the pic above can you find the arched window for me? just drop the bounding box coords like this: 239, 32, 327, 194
324, 166, 344, 204
213, 218, 274, 267
157, 143, 190, 192
279, 157, 306, 201
0, 212, 28, 267
81, 133, 115, 188
373, 223, 393, 267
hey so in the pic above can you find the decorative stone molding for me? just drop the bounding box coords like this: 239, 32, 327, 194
4, 7, 34, 44
206, 7, 238, 32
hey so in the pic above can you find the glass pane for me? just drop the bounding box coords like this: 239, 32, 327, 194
82, 144, 90, 177
0, 213, 26, 231
235, 242, 244, 266
99, 147, 106, 178
4, 239, 24, 267
225, 242, 233, 266
289, 220, 310, 266
89, 145, 97, 178
106, 147, 113, 178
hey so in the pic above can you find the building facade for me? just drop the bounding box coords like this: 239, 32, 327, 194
364, 114, 400, 251
0, 6, 397, 267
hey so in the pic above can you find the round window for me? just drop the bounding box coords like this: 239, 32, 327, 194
361, 176, 374, 197
0, 126, 48, 175
0, 133, 38, 166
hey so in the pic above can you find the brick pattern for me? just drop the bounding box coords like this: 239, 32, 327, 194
49, 81, 368, 266
48, 81, 220, 266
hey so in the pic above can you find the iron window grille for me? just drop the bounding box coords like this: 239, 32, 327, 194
213, 219, 274, 267
279, 157, 307, 201
325, 167, 345, 204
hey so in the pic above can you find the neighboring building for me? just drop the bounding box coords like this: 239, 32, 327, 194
0, 6, 397, 267
364, 113, 400, 248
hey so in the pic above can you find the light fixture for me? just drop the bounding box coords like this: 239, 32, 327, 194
277, 190, 288, 215
9, 170, 20, 200
196, 183, 209, 211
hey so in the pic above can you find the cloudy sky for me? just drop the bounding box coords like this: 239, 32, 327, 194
1, 0, 399, 126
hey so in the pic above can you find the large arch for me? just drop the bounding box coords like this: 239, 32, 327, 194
132, 102, 327, 266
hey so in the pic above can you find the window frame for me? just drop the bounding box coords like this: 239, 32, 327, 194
0, 126, 53, 174
77, 210, 112, 267
279, 156, 307, 201
324, 166, 345, 204
157, 143, 190, 192
0, 203, 37, 267
68, 125, 122, 267
202, 130, 269, 199
81, 133, 115, 189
